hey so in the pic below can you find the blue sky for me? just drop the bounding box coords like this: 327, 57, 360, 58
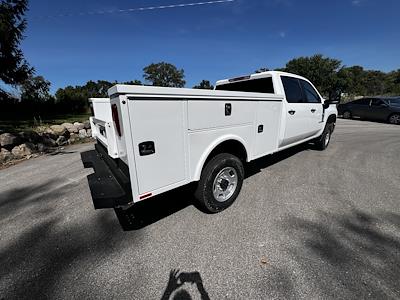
23, 0, 400, 92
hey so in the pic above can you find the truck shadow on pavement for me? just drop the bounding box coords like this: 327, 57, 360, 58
0, 179, 143, 299
282, 209, 400, 298
245, 143, 311, 179
114, 184, 197, 231
115, 143, 312, 231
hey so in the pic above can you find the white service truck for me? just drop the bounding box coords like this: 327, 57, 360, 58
82, 71, 338, 213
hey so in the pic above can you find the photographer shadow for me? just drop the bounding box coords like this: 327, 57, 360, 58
161, 269, 210, 300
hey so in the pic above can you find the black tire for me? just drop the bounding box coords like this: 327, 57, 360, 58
342, 111, 352, 119
314, 123, 334, 151
194, 153, 244, 213
388, 113, 400, 125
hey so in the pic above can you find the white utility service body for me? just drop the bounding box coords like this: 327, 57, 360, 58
82, 71, 338, 212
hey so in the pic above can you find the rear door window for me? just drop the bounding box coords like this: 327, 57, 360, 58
281, 76, 303, 103
215, 77, 275, 94
300, 80, 321, 103
371, 99, 384, 106
355, 99, 370, 105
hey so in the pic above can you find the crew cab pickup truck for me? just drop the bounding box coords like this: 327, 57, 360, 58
81, 71, 338, 213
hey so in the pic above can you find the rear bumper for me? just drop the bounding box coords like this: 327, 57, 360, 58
81, 143, 132, 209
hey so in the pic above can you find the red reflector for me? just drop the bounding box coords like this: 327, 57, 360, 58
111, 104, 122, 137
139, 193, 152, 200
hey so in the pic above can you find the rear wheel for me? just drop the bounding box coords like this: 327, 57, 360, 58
314, 123, 334, 151
343, 111, 352, 119
388, 113, 400, 125
194, 153, 244, 213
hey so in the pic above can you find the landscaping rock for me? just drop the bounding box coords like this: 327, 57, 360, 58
56, 136, 68, 146
0, 148, 13, 163
74, 122, 85, 131
50, 125, 67, 136
83, 120, 91, 129
87, 129, 92, 137
62, 123, 78, 133
0, 133, 21, 149
78, 129, 87, 139
11, 143, 35, 159
19, 131, 41, 144
37, 143, 47, 153
42, 136, 57, 147
68, 133, 79, 144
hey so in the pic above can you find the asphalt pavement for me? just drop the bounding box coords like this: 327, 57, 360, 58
1, 119, 400, 299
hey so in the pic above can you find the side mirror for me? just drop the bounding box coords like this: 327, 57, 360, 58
324, 90, 341, 108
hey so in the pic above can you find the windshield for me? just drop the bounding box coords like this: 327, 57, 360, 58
387, 98, 400, 106
216, 77, 275, 94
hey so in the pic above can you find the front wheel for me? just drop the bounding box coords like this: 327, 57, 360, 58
342, 111, 352, 119
314, 123, 334, 151
194, 153, 244, 213
388, 113, 400, 125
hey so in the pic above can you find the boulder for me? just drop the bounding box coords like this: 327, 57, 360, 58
19, 131, 41, 144
62, 122, 78, 133
11, 143, 35, 159
50, 125, 67, 136
78, 129, 87, 139
0, 133, 21, 149
37, 143, 47, 153
61, 122, 73, 128
0, 148, 14, 163
68, 133, 79, 144
74, 122, 85, 131
83, 120, 91, 129
42, 136, 57, 147
87, 129, 92, 137
56, 136, 68, 146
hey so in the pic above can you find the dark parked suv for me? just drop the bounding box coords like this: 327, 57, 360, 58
338, 97, 400, 124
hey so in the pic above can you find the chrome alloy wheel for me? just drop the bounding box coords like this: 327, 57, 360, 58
324, 131, 331, 146
212, 167, 238, 202
389, 114, 400, 125
343, 111, 351, 119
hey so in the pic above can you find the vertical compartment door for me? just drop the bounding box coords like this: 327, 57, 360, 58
129, 100, 186, 194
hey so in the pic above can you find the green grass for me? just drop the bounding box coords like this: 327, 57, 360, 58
0, 113, 91, 133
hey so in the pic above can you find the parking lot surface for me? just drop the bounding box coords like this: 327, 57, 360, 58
1, 119, 399, 299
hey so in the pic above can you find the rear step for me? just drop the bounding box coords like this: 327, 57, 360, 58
81, 149, 131, 209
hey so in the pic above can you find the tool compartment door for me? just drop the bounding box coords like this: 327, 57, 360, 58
128, 100, 186, 194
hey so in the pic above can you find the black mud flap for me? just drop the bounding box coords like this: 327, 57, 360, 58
81, 144, 132, 209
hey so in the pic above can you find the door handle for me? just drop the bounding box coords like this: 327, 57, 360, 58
311, 109, 316, 113
288, 110, 296, 115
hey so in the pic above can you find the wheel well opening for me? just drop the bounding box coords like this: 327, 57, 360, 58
327, 114, 337, 124
205, 140, 247, 166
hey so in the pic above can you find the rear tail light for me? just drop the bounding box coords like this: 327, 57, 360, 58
111, 104, 122, 137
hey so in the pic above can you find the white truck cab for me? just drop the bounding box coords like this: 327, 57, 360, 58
82, 71, 338, 213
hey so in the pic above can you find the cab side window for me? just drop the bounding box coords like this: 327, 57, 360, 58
282, 76, 303, 103
371, 99, 384, 106
355, 99, 370, 106
300, 80, 321, 103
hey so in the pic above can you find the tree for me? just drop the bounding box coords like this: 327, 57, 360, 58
193, 80, 213, 90
143, 62, 185, 87
20, 75, 51, 103
385, 69, 400, 95
363, 70, 387, 96
283, 54, 342, 97
123, 80, 143, 86
0, 0, 33, 96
